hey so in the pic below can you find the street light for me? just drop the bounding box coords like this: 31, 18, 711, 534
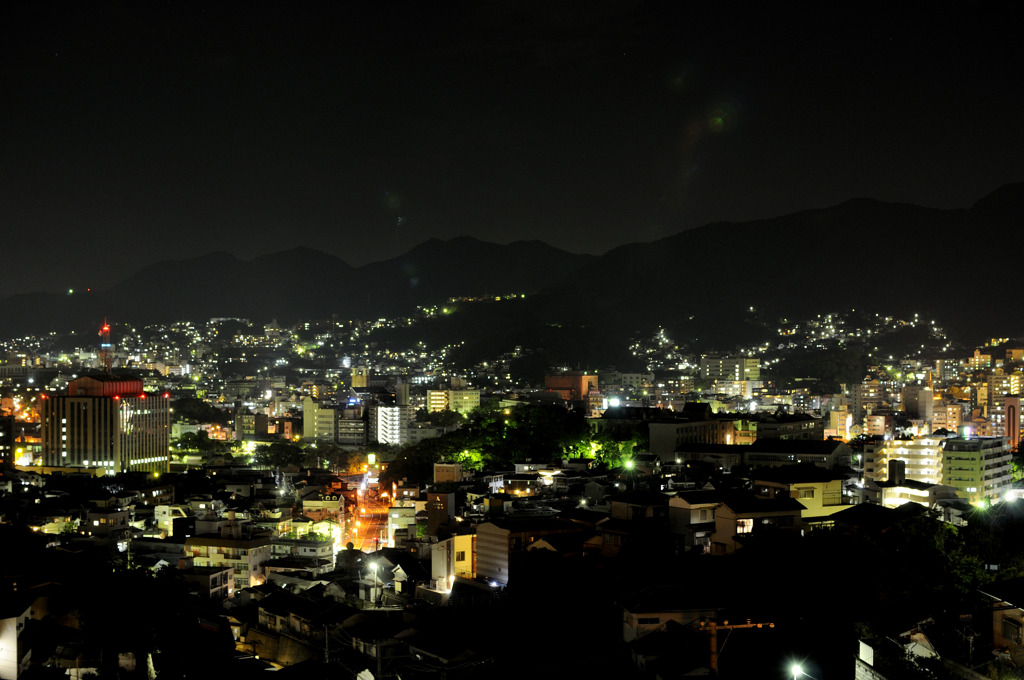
370, 562, 378, 607
791, 663, 817, 680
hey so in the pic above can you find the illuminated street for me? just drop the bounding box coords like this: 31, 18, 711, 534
350, 489, 389, 553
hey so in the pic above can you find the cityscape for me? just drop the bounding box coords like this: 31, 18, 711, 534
4, 3, 1024, 679
5, 274, 1024, 678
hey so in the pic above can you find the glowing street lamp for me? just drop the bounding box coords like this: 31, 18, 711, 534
791, 664, 803, 680
370, 562, 379, 607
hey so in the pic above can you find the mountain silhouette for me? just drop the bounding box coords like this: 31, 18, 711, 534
1, 184, 1021, 348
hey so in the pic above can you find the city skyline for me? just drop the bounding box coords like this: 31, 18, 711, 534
3, 3, 1023, 297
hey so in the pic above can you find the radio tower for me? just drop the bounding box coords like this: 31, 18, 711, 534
99, 320, 113, 373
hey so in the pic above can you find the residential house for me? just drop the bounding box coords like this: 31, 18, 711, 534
620, 584, 718, 642
431, 533, 476, 591
180, 564, 234, 600
712, 493, 804, 555
980, 577, 1024, 667
475, 517, 581, 586
0, 593, 33, 680
669, 489, 721, 553
749, 464, 850, 520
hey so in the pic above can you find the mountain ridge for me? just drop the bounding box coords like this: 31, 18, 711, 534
1, 183, 1021, 346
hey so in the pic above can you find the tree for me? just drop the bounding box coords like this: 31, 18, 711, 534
252, 441, 307, 468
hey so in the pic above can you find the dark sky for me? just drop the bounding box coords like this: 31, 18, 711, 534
3, 2, 1022, 297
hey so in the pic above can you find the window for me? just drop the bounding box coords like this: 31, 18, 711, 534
637, 617, 660, 625
698, 508, 712, 521
455, 551, 466, 562
1004, 617, 1022, 644
798, 488, 815, 499
736, 518, 753, 534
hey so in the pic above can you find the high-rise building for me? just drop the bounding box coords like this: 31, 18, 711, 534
850, 381, 883, 423
302, 396, 336, 443
41, 375, 170, 473
1005, 396, 1021, 450
901, 385, 934, 421
0, 415, 13, 466
369, 404, 414, 445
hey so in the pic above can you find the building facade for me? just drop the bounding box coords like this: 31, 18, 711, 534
942, 436, 1013, 503
41, 375, 170, 473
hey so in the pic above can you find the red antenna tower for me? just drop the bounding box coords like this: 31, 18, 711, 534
99, 319, 113, 373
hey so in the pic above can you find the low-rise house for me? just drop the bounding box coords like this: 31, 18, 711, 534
620, 584, 717, 642
669, 489, 721, 553
83, 506, 132, 540
712, 493, 804, 555
862, 478, 959, 510
301, 489, 345, 522
180, 564, 234, 600
980, 578, 1024, 667
475, 517, 581, 586
504, 473, 541, 496
269, 533, 336, 576
0, 592, 33, 679
750, 464, 850, 519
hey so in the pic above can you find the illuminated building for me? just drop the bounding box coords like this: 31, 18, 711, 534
434, 462, 468, 483
0, 597, 32, 679
186, 531, 271, 593
699, 356, 760, 381
369, 404, 413, 445
302, 396, 336, 443
969, 349, 993, 371
351, 366, 370, 388
426, 388, 481, 415
0, 415, 12, 465
756, 412, 824, 440
864, 437, 945, 486
850, 381, 883, 423
941, 436, 1012, 503
751, 465, 849, 518
931, 402, 965, 432
369, 383, 413, 445
431, 534, 476, 591
41, 375, 170, 473
475, 517, 580, 586
985, 372, 1023, 437
544, 371, 599, 403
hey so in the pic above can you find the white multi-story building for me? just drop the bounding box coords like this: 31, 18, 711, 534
370, 404, 415, 445
185, 528, 272, 593
864, 436, 945, 486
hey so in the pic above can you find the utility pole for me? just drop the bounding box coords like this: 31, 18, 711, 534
700, 617, 775, 674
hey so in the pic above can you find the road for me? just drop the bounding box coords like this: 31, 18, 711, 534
350, 490, 390, 554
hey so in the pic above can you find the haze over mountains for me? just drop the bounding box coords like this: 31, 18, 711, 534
3, 184, 1023, 348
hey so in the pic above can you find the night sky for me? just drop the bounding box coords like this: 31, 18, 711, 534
3, 2, 1022, 297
